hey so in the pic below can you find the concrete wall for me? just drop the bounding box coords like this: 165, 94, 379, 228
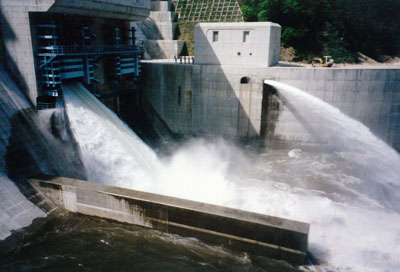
142, 62, 264, 137
0, 65, 47, 242
48, 0, 151, 21
0, 0, 151, 105
151, 0, 173, 12
265, 68, 400, 150
0, 64, 86, 247
143, 40, 185, 59
135, 0, 185, 60
194, 22, 281, 67
31, 176, 309, 265
0, 0, 54, 106
142, 63, 400, 150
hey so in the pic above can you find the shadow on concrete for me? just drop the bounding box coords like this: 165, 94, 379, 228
0, 8, 31, 105
0, 63, 86, 253
144, 41, 168, 59
136, 20, 165, 41
260, 84, 278, 142
141, 62, 260, 142
5, 108, 87, 188
141, 26, 266, 144
194, 28, 263, 138
277, 92, 324, 143
261, 83, 325, 148
102, 88, 183, 157
1, 106, 86, 249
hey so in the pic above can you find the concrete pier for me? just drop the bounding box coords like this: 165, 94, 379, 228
30, 176, 310, 266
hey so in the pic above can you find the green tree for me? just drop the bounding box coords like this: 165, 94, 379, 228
241, 0, 331, 57
240, 0, 400, 62
322, 23, 357, 63
328, 0, 400, 60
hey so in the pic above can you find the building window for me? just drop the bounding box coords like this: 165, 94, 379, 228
212, 31, 219, 42
243, 31, 250, 43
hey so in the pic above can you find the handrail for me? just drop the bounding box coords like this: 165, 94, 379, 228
38, 45, 144, 56
174, 55, 195, 64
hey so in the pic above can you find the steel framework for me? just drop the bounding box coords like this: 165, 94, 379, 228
37, 24, 142, 98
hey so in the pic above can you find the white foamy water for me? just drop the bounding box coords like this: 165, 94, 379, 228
63, 83, 160, 190
264, 80, 400, 211
64, 82, 400, 272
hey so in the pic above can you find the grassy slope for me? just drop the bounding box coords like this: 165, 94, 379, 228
177, 22, 196, 56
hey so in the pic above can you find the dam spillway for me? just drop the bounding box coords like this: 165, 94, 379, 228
0, 64, 400, 271
264, 80, 400, 211
0, 0, 400, 269
141, 62, 400, 151
61, 82, 400, 271
63, 83, 159, 189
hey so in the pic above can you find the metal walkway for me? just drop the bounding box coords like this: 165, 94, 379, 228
37, 24, 143, 102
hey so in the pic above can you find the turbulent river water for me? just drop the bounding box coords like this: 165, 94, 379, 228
3, 81, 399, 272
0, 213, 296, 272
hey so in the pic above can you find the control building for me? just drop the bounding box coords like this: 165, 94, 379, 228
194, 22, 281, 67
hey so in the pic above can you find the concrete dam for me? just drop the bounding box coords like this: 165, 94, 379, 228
142, 63, 400, 150
1, 0, 400, 271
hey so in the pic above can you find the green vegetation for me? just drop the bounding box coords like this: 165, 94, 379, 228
178, 22, 196, 56
175, 0, 243, 22
239, 0, 400, 63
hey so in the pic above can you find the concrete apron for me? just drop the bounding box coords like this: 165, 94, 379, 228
30, 176, 309, 266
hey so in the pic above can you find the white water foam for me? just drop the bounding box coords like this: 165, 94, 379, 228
63, 83, 160, 190
264, 79, 400, 211
64, 82, 400, 272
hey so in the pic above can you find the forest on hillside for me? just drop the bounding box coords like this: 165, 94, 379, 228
239, 0, 400, 63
